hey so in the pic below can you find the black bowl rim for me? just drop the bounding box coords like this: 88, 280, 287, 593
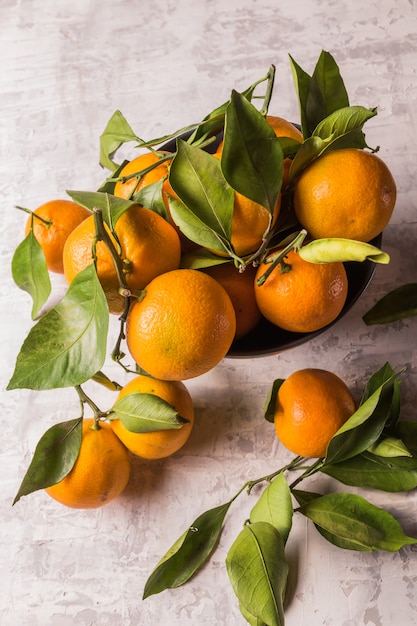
159, 130, 382, 359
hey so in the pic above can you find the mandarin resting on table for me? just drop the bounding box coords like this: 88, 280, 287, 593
63, 204, 181, 315
201, 262, 262, 340
293, 148, 397, 242
126, 268, 236, 381
254, 248, 348, 333
273, 368, 356, 458
45, 418, 131, 509
110, 375, 195, 459
24, 199, 91, 273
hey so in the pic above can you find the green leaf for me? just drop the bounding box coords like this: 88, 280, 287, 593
180, 249, 232, 270
99, 109, 141, 171
132, 179, 170, 221
289, 54, 312, 139
11, 230, 51, 319
7, 264, 109, 390
168, 141, 234, 252
66, 190, 134, 227
299, 238, 390, 265
143, 501, 232, 598
294, 491, 417, 552
287, 134, 334, 183
188, 70, 263, 146
324, 370, 399, 465
367, 436, 412, 458
91, 370, 122, 391
250, 474, 293, 544
221, 90, 283, 214
397, 421, 417, 456
263, 378, 284, 424
13, 418, 82, 504
109, 391, 189, 433
363, 283, 417, 325
359, 362, 401, 432
238, 602, 266, 626
321, 451, 417, 492
306, 50, 350, 136
312, 105, 377, 142
226, 521, 288, 626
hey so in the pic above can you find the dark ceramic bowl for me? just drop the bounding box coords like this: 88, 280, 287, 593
160, 132, 381, 358
227, 233, 381, 358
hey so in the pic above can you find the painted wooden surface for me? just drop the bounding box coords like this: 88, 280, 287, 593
1, 0, 417, 624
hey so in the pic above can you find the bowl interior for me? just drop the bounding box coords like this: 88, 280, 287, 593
160, 131, 381, 358
227, 233, 382, 358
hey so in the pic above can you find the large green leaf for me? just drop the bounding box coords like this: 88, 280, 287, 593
109, 392, 189, 433
250, 474, 293, 544
221, 90, 283, 214
7, 264, 109, 390
143, 501, 232, 598
11, 230, 51, 319
294, 491, 417, 552
226, 521, 288, 626
13, 418, 82, 504
168, 140, 234, 252
321, 452, 417, 492
363, 283, 417, 325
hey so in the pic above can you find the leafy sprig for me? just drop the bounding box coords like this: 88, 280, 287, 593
142, 362, 417, 624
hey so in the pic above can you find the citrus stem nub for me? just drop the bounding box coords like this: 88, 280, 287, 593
256, 229, 308, 286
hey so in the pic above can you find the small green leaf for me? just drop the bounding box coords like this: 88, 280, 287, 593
321, 452, 417, 492
226, 521, 288, 626
99, 109, 141, 171
263, 378, 284, 424
312, 105, 377, 142
289, 54, 312, 138
13, 418, 82, 504
109, 392, 188, 433
7, 264, 109, 390
91, 370, 122, 391
66, 190, 134, 227
367, 436, 412, 458
299, 238, 390, 265
294, 491, 417, 552
363, 283, 417, 325
11, 230, 51, 319
288, 134, 334, 183
324, 370, 399, 465
143, 501, 232, 598
222, 90, 283, 214
132, 179, 170, 221
250, 474, 293, 544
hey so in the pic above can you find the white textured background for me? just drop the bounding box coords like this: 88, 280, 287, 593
1, 1, 417, 624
